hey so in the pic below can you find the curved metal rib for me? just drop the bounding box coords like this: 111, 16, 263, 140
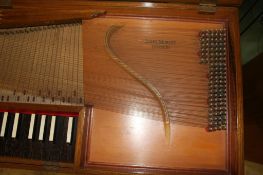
104, 25, 171, 142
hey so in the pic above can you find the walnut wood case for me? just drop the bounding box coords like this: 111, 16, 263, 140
0, 0, 243, 175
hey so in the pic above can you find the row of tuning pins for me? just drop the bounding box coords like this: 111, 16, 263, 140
199, 29, 228, 131
0, 90, 83, 104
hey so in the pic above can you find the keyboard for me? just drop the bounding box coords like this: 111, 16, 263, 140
0, 112, 78, 163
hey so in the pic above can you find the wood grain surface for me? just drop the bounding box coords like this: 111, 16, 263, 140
83, 17, 225, 127
81, 16, 230, 170
87, 108, 226, 170
82, 16, 243, 175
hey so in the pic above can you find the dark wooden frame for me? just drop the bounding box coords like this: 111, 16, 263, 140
0, 1, 243, 175
0, 0, 11, 8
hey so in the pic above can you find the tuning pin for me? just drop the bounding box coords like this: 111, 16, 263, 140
214, 106, 220, 111
215, 111, 221, 116
209, 102, 215, 107
213, 120, 218, 126
217, 120, 223, 125
200, 58, 208, 64
199, 31, 205, 37
213, 126, 218, 131
217, 125, 222, 130
205, 31, 211, 37
217, 93, 225, 98
210, 37, 214, 43
216, 116, 222, 121
209, 93, 215, 98
210, 66, 216, 72
208, 117, 214, 122
221, 110, 227, 115
208, 107, 214, 113
208, 96, 216, 102
208, 127, 214, 132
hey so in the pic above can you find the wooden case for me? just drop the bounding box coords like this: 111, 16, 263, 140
0, 0, 243, 175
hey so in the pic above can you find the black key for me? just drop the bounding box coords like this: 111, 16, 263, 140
4, 113, 15, 156
31, 114, 42, 160
62, 117, 70, 162
53, 116, 65, 162
43, 115, 52, 161
0, 112, 4, 155
18, 114, 31, 158
10, 113, 22, 157
0, 112, 3, 130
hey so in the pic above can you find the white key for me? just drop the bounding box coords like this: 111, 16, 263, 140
66, 117, 73, 143
11, 113, 20, 138
28, 114, 35, 139
49, 116, 56, 141
0, 112, 8, 137
38, 115, 46, 141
